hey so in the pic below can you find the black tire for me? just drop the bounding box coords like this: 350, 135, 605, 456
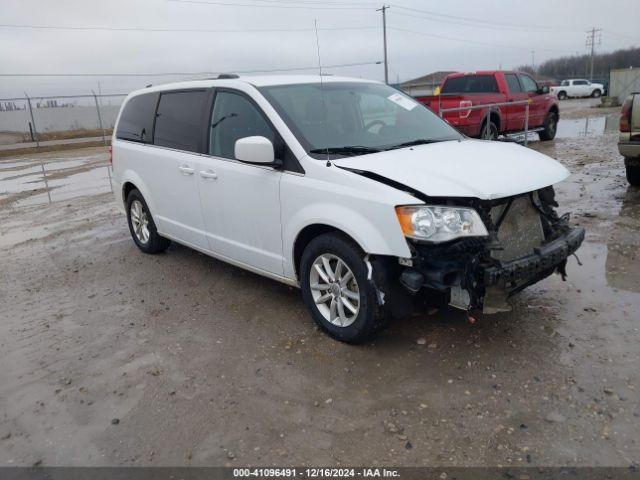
300, 232, 390, 344
539, 111, 558, 141
591, 89, 602, 98
557, 91, 567, 100
126, 189, 170, 254
479, 120, 499, 140
626, 165, 640, 186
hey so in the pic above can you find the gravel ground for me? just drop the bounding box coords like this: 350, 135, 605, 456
0, 99, 638, 467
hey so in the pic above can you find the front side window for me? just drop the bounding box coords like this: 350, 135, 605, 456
518, 75, 538, 93
441, 75, 499, 94
116, 93, 158, 144
154, 90, 208, 153
560, 80, 570, 86
260, 82, 462, 158
209, 91, 276, 159
505, 74, 522, 93
574, 80, 588, 85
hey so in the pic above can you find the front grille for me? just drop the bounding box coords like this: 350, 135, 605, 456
490, 196, 544, 263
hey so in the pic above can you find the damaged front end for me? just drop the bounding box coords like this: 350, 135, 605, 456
397, 186, 585, 314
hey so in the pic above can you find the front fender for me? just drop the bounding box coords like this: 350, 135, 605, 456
283, 203, 412, 279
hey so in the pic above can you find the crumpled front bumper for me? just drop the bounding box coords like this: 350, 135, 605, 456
401, 226, 585, 313
483, 226, 585, 286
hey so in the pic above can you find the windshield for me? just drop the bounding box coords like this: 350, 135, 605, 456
259, 82, 462, 158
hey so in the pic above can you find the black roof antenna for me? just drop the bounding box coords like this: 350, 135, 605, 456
314, 20, 331, 168
217, 73, 239, 79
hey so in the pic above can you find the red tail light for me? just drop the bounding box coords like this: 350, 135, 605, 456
108, 145, 113, 166
620, 96, 633, 133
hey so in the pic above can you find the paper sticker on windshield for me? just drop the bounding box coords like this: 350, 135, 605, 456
387, 93, 417, 111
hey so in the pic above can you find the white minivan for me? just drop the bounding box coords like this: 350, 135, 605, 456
111, 75, 584, 343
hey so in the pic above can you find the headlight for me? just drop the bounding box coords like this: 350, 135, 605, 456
395, 205, 488, 242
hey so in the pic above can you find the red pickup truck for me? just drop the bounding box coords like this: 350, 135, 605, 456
417, 71, 559, 141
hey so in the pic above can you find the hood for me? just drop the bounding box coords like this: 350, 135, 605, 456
332, 139, 570, 200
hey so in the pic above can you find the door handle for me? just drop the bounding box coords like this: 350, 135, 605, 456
178, 165, 195, 175
200, 169, 218, 180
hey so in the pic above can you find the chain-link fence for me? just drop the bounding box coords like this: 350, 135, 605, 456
0, 92, 126, 208
0, 92, 127, 147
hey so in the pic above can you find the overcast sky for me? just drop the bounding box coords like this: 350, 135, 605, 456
0, 0, 638, 98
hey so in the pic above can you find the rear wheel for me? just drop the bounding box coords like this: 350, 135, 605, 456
591, 89, 602, 98
126, 189, 170, 254
300, 233, 390, 344
480, 120, 499, 140
626, 164, 640, 186
539, 111, 558, 141
557, 91, 567, 100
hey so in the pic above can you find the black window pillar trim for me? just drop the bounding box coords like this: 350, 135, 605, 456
205, 86, 305, 174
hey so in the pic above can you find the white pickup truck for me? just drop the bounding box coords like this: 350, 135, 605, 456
551, 79, 605, 100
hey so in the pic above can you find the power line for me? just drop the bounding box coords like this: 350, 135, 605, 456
390, 10, 582, 33
0, 23, 378, 33
387, 26, 567, 53
604, 30, 640, 41
225, 0, 377, 5
391, 4, 580, 32
0, 60, 382, 78
167, 0, 374, 9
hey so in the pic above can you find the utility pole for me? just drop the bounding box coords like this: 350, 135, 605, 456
377, 5, 389, 84
531, 50, 535, 71
586, 27, 602, 81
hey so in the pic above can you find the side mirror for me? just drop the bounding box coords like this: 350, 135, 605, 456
234, 136, 276, 165
538, 85, 550, 94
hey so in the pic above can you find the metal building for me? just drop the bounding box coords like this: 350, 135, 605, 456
609, 67, 640, 104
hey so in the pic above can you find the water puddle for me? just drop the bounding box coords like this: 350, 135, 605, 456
0, 153, 112, 207
556, 113, 619, 139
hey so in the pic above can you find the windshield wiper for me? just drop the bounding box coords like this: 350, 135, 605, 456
384, 139, 443, 150
309, 146, 381, 156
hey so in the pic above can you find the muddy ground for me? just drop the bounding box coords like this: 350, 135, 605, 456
0, 98, 638, 467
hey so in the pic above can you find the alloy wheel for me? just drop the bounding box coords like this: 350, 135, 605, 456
130, 200, 150, 244
309, 253, 360, 327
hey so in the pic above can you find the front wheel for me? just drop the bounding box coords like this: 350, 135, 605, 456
300, 233, 390, 344
626, 164, 640, 186
539, 111, 558, 141
557, 91, 567, 100
591, 89, 602, 98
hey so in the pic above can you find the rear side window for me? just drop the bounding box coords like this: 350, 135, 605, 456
441, 75, 499, 94
505, 74, 522, 93
116, 93, 158, 143
154, 90, 208, 153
